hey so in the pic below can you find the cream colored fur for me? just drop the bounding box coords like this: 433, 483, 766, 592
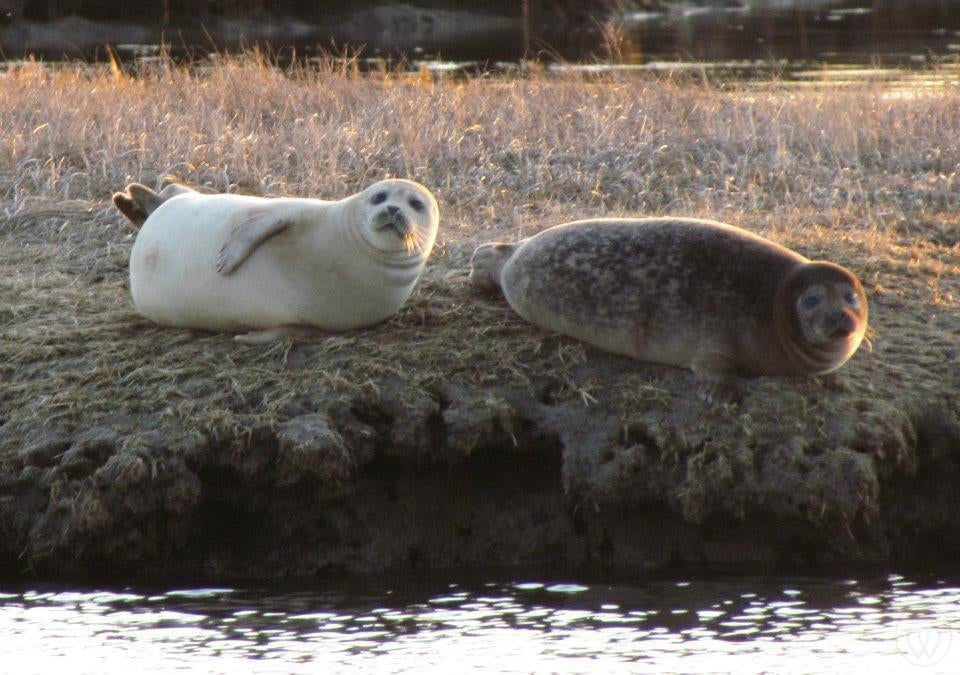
126, 179, 439, 339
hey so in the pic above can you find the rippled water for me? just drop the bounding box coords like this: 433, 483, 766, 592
2, 571, 958, 673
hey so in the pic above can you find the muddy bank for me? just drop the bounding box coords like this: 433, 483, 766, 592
2, 59, 960, 582
2, 311, 959, 580
1, 195, 959, 583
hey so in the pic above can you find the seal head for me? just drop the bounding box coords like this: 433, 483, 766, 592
349, 179, 439, 259
773, 260, 868, 376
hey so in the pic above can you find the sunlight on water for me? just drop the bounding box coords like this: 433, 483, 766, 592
1, 573, 958, 673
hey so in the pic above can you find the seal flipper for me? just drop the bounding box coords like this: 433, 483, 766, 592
157, 182, 197, 200
113, 183, 160, 228
112, 182, 196, 228
690, 351, 742, 405
216, 211, 294, 275
469, 242, 518, 292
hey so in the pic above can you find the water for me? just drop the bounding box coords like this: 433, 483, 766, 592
2, 572, 958, 673
618, 2, 960, 67
7, 1, 960, 66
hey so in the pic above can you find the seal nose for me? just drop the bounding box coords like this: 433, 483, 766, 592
387, 205, 400, 216
829, 309, 855, 338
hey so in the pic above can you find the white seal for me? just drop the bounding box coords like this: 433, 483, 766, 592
115, 179, 439, 342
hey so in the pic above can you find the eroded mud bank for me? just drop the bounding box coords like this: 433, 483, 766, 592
2, 359, 958, 581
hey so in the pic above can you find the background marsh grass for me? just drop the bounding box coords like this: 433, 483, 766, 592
1, 53, 958, 441
5, 55, 960, 218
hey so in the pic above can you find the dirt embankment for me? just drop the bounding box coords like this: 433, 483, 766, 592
1, 62, 959, 581
3, 350, 960, 581
1, 210, 959, 581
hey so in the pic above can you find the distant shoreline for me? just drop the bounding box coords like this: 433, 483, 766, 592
3, 1, 960, 65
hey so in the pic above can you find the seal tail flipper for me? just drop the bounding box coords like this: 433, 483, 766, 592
157, 182, 197, 200
112, 182, 197, 229
469, 242, 517, 292
112, 183, 159, 228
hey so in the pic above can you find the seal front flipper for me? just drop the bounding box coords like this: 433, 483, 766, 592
216, 211, 293, 275
690, 351, 742, 405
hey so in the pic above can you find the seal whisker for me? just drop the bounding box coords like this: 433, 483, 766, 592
403, 233, 418, 254
413, 228, 430, 252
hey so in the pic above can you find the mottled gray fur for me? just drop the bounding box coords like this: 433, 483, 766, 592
470, 217, 868, 403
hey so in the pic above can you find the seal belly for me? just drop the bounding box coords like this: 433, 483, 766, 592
128, 192, 426, 332
130, 194, 297, 330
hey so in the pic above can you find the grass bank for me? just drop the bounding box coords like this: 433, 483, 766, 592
0, 55, 959, 576
2, 55, 958, 433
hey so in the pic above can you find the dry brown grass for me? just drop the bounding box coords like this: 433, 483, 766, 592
1, 53, 959, 445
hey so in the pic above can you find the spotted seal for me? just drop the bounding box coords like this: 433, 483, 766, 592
470, 217, 868, 402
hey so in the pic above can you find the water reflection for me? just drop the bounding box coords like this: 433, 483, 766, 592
619, 2, 960, 66
1, 573, 958, 673
6, 49, 959, 102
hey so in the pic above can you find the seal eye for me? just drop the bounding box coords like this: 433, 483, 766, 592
802, 295, 822, 310
844, 291, 859, 307
409, 198, 425, 212
371, 191, 388, 205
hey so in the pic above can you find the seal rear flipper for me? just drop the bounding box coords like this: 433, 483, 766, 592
112, 183, 160, 228
469, 242, 518, 292
157, 182, 198, 200
113, 182, 199, 228
216, 211, 294, 275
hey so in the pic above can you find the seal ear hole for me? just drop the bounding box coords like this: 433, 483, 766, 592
408, 198, 425, 212
371, 191, 388, 205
